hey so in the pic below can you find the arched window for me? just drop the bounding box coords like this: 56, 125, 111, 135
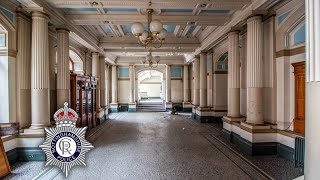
69, 49, 83, 73
216, 52, 228, 71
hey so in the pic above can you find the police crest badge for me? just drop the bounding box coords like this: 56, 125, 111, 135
40, 102, 93, 177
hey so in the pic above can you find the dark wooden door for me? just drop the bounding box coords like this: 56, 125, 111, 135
292, 62, 305, 135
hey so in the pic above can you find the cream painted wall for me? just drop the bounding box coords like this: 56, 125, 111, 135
171, 79, 183, 102
118, 80, 130, 103
140, 75, 162, 98
213, 74, 228, 110
140, 83, 161, 97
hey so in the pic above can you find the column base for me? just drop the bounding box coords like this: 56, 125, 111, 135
221, 120, 295, 161
128, 103, 137, 112
23, 127, 46, 135
109, 103, 119, 113
222, 116, 246, 123
195, 107, 215, 123
192, 106, 198, 119
165, 102, 172, 112
97, 107, 108, 124
182, 102, 192, 112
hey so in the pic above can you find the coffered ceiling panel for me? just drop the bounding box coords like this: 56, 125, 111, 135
44, 0, 251, 57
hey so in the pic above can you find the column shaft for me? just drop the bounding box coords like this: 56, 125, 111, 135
200, 53, 207, 108
100, 57, 106, 107
246, 16, 264, 124
193, 57, 200, 106
16, 12, 32, 129
227, 31, 241, 117
166, 65, 171, 102
207, 52, 213, 107
129, 65, 135, 103
56, 28, 70, 108
183, 65, 190, 102
105, 65, 110, 106
111, 66, 118, 103
30, 11, 50, 129
305, 0, 320, 178
49, 35, 56, 119
92, 52, 100, 109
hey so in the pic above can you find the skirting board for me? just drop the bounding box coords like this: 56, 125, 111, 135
6, 147, 45, 165
222, 129, 294, 162
193, 114, 223, 123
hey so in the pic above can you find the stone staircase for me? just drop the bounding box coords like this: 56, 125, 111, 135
137, 101, 166, 112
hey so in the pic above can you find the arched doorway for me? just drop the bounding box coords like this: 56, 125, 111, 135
137, 69, 164, 103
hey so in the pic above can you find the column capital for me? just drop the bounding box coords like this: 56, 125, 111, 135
56, 27, 70, 33
227, 30, 240, 36
246, 15, 262, 23
16, 10, 31, 21
31, 11, 49, 19
92, 52, 99, 56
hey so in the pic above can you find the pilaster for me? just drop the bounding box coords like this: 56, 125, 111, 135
92, 52, 100, 110
305, 0, 320, 178
183, 65, 192, 112
165, 65, 172, 111
129, 65, 136, 112
110, 65, 118, 112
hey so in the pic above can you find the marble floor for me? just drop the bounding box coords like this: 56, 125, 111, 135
6, 112, 303, 180
50, 112, 269, 180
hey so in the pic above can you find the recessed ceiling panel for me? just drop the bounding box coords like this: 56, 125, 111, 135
161, 9, 193, 13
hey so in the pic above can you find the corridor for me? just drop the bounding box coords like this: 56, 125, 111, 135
32, 112, 295, 180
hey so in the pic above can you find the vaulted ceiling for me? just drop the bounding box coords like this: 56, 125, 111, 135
44, 0, 252, 58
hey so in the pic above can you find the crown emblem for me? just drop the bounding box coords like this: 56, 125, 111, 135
53, 102, 78, 127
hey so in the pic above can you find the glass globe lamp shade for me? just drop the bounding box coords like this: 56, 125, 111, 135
150, 19, 163, 34
131, 22, 144, 36
158, 28, 167, 40
139, 32, 148, 42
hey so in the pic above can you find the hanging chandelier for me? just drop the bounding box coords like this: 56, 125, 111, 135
141, 49, 160, 68
131, 3, 167, 49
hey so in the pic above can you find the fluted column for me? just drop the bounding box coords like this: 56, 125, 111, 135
200, 52, 207, 108
105, 65, 110, 106
100, 57, 106, 107
92, 52, 100, 109
227, 31, 241, 117
16, 12, 32, 129
111, 65, 118, 103
166, 65, 171, 102
193, 57, 200, 106
56, 28, 70, 108
207, 52, 213, 107
305, 1, 320, 178
183, 65, 190, 102
30, 11, 50, 129
246, 16, 263, 124
49, 35, 57, 119
129, 65, 135, 103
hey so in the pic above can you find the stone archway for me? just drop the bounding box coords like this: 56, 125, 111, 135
137, 69, 164, 103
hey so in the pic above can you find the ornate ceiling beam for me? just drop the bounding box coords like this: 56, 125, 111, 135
46, 0, 251, 10
66, 14, 230, 26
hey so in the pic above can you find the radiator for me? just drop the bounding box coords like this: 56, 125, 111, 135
295, 137, 305, 167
